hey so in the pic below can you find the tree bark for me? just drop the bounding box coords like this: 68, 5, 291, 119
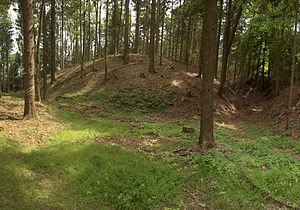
199, 0, 218, 149
123, 0, 130, 65
42, 4, 48, 100
159, 0, 165, 65
218, 0, 245, 96
134, 0, 141, 54
215, 0, 223, 78
286, 0, 298, 130
104, 0, 109, 83
50, 0, 56, 83
61, 0, 64, 69
93, 0, 99, 71
22, 0, 36, 118
149, 0, 156, 73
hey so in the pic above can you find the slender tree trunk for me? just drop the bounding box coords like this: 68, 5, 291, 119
261, 44, 266, 90
134, 0, 141, 54
254, 44, 262, 87
286, 1, 298, 130
61, 0, 64, 69
35, 0, 45, 102
184, 15, 192, 67
155, 0, 161, 55
22, 0, 36, 118
149, 0, 156, 73
199, 0, 218, 149
93, 0, 99, 71
123, 0, 130, 65
218, 0, 245, 96
50, 0, 56, 83
42, 6, 48, 100
215, 0, 223, 78
87, 0, 91, 60
104, 0, 109, 83
117, 0, 124, 54
112, 0, 118, 55
159, 0, 165, 65
168, 0, 173, 58
80, 0, 86, 77
98, 0, 102, 57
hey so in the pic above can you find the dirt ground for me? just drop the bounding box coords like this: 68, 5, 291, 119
0, 96, 62, 146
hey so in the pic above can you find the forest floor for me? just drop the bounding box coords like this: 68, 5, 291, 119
1, 55, 300, 210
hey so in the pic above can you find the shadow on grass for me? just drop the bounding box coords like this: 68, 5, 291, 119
0, 136, 184, 210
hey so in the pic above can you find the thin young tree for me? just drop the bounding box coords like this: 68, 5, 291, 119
134, 0, 141, 54
159, 0, 165, 65
93, 0, 99, 71
42, 5, 48, 100
199, 0, 218, 149
21, 0, 36, 118
61, 0, 64, 69
123, 0, 130, 65
50, 0, 56, 83
104, 0, 109, 83
286, 0, 298, 130
149, 0, 156, 73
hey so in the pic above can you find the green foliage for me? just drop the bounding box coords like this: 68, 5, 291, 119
109, 87, 168, 113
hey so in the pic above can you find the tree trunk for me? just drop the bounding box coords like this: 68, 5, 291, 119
134, 0, 141, 54
42, 5, 48, 100
286, 0, 298, 130
61, 0, 64, 69
112, 0, 118, 55
215, 0, 223, 78
93, 0, 99, 71
22, 0, 36, 118
50, 0, 56, 83
159, 0, 165, 65
104, 0, 109, 83
149, 0, 156, 73
199, 0, 218, 149
123, 0, 130, 65
218, 0, 245, 96
98, 0, 102, 57
35, 0, 46, 102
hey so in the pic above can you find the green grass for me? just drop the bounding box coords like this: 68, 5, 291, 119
1, 95, 300, 209
49, 108, 131, 144
0, 136, 184, 210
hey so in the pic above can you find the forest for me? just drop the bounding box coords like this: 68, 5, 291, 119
1, 0, 300, 209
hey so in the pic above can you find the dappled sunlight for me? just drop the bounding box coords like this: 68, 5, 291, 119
216, 121, 240, 131
171, 79, 184, 88
184, 72, 199, 77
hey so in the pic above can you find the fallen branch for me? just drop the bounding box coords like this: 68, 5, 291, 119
161, 62, 174, 78
243, 87, 254, 99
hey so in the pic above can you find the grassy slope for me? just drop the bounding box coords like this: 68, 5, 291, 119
1, 85, 300, 209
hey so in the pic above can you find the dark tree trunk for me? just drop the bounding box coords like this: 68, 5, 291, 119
42, 5, 48, 100
50, 0, 56, 83
104, 0, 109, 83
159, 0, 165, 65
215, 0, 223, 78
199, 0, 218, 149
22, 0, 36, 118
134, 0, 141, 54
149, 0, 156, 73
123, 0, 130, 65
